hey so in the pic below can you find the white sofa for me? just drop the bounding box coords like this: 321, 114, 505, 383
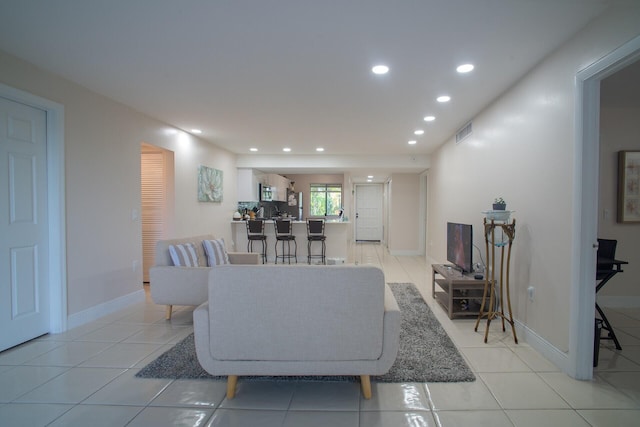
149, 234, 260, 320
193, 264, 401, 399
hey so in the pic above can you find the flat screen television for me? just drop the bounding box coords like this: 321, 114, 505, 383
447, 222, 473, 273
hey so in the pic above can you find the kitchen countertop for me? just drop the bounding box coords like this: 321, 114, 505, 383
231, 217, 350, 261
231, 219, 350, 224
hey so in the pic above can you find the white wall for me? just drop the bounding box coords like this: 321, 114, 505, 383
598, 106, 640, 301
427, 3, 640, 352
388, 173, 422, 255
0, 50, 238, 316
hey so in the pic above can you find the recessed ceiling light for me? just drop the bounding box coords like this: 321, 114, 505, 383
408, 140, 417, 145
367, 175, 373, 179
367, 179, 372, 182
423, 115, 435, 122
372, 64, 389, 75
249, 148, 258, 152
456, 64, 474, 73
316, 147, 324, 152
437, 95, 451, 103
414, 130, 424, 135
283, 147, 291, 152
191, 129, 202, 134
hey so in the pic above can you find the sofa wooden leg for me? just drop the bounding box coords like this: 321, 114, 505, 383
227, 375, 238, 399
165, 305, 172, 320
360, 375, 372, 399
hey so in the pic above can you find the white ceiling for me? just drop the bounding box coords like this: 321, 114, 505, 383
0, 0, 612, 180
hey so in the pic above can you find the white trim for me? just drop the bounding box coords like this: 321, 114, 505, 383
66, 289, 146, 330
572, 34, 640, 380
418, 171, 428, 256
0, 83, 67, 334
515, 319, 570, 373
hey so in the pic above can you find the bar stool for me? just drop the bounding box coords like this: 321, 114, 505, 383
274, 219, 297, 264
246, 219, 267, 264
307, 219, 326, 264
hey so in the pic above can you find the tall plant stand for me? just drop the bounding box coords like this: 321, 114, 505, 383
474, 217, 518, 344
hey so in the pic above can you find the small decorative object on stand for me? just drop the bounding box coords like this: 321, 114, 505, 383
492, 197, 506, 211
474, 215, 518, 344
483, 198, 512, 222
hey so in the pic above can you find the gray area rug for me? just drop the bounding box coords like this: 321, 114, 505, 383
136, 283, 475, 383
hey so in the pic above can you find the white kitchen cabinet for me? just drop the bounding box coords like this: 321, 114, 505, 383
263, 173, 289, 201
275, 174, 287, 202
237, 168, 259, 201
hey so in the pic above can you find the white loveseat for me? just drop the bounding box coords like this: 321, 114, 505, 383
149, 234, 260, 320
193, 264, 401, 399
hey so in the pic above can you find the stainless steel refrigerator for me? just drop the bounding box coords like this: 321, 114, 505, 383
285, 190, 303, 220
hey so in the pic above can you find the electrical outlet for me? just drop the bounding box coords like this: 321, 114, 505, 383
527, 286, 535, 301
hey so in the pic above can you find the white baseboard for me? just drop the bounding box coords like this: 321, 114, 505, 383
514, 319, 570, 374
66, 289, 146, 330
596, 295, 640, 308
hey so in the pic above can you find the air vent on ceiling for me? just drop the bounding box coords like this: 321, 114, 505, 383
455, 121, 472, 144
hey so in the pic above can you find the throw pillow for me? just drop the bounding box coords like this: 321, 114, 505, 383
203, 238, 230, 266
169, 243, 203, 267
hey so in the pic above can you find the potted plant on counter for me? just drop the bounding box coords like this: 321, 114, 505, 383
493, 197, 506, 211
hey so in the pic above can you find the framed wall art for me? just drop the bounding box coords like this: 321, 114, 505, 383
617, 150, 640, 223
198, 165, 223, 202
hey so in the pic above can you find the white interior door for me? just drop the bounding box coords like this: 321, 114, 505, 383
0, 97, 49, 351
355, 184, 383, 241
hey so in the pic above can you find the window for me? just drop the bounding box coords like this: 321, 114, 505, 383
309, 184, 342, 217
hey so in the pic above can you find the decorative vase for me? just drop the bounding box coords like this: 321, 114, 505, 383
492, 203, 506, 211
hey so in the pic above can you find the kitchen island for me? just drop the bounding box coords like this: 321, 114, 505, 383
231, 220, 350, 263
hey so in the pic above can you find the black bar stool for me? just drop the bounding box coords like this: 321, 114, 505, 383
307, 219, 326, 264
246, 219, 267, 264
274, 219, 297, 264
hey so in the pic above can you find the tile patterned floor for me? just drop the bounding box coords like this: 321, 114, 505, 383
1, 243, 639, 426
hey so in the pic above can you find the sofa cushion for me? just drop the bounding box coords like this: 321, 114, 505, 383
155, 234, 215, 267
203, 238, 230, 266
169, 242, 205, 267
208, 265, 385, 362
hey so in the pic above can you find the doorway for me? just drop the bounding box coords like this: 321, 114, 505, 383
573, 34, 640, 379
140, 143, 174, 283
355, 184, 383, 241
0, 84, 65, 350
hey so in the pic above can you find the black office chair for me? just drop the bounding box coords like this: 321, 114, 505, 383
597, 239, 617, 277
307, 219, 326, 264
246, 220, 267, 264
274, 219, 297, 264
595, 238, 623, 353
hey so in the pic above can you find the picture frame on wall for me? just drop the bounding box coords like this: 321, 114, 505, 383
617, 150, 640, 223
198, 165, 223, 202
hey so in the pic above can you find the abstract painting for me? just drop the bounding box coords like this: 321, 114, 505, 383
198, 165, 223, 202
618, 150, 640, 223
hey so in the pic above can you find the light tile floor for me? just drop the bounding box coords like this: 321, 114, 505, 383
1, 243, 639, 426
